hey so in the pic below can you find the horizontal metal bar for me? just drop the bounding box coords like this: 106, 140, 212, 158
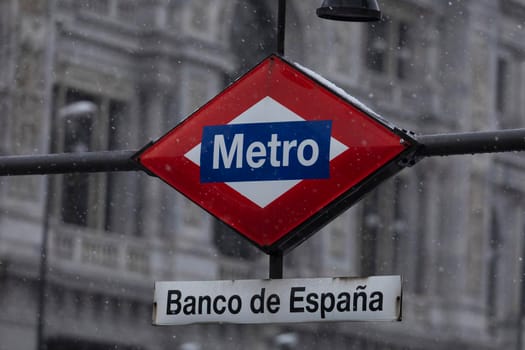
416, 129, 525, 157
0, 129, 524, 176
0, 150, 140, 176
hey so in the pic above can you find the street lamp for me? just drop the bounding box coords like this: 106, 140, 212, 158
316, 0, 381, 22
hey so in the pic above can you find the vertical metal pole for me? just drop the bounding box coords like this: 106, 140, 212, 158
269, 0, 287, 281
277, 0, 286, 56
36, 175, 52, 350
36, 1, 56, 349
517, 231, 525, 350
269, 252, 283, 279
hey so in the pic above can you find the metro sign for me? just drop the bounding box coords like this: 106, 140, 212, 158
135, 55, 417, 253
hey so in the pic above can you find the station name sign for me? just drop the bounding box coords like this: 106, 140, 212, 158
153, 276, 401, 325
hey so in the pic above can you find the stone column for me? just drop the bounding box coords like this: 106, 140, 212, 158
5, 0, 55, 210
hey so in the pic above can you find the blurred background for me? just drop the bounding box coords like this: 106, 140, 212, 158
0, 0, 525, 349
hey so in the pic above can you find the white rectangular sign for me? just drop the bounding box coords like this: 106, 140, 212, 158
153, 276, 401, 325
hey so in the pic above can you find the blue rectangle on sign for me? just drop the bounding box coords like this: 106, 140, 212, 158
200, 121, 332, 183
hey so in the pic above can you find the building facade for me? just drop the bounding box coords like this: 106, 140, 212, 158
1, 0, 525, 349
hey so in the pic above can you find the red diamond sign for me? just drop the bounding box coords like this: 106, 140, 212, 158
134, 55, 417, 253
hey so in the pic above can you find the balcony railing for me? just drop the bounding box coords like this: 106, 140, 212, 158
50, 223, 151, 278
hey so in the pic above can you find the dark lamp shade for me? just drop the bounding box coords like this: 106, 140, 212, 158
316, 0, 381, 22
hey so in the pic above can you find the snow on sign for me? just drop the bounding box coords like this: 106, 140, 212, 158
153, 276, 402, 325
134, 55, 418, 253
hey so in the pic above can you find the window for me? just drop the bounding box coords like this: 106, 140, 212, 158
60, 90, 97, 226
117, 0, 137, 20
466, 175, 486, 298
190, 2, 212, 34
495, 57, 509, 113
228, 1, 275, 83
495, 53, 523, 128
331, 25, 356, 74
360, 190, 380, 275
414, 176, 427, 295
359, 178, 408, 276
80, 0, 109, 15
365, 17, 414, 80
53, 87, 127, 232
487, 210, 501, 319
213, 220, 257, 260
184, 1, 221, 40
365, 20, 388, 74
396, 21, 412, 80
391, 177, 407, 271
329, 215, 348, 260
